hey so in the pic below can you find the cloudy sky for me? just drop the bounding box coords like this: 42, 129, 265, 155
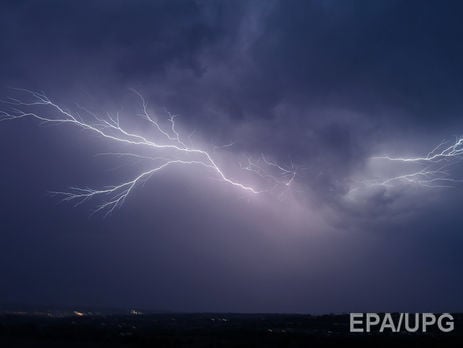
1, 0, 463, 313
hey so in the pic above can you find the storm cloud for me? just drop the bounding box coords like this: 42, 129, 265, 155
1, 0, 463, 313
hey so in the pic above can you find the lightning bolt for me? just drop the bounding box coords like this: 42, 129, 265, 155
1, 89, 296, 215
239, 155, 298, 200
368, 137, 463, 189
373, 137, 463, 163
364, 167, 463, 188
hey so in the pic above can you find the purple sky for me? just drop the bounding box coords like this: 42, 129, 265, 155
1, 0, 463, 313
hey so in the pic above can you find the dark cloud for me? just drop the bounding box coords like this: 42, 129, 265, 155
1, 0, 463, 312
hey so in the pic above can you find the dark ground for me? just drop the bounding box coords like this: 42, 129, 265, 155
0, 312, 462, 347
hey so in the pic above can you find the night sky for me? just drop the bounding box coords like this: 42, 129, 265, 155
1, 0, 463, 313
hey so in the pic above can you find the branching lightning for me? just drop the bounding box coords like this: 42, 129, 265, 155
1, 89, 297, 215
369, 137, 463, 188
364, 167, 463, 188
373, 137, 463, 163
240, 155, 296, 187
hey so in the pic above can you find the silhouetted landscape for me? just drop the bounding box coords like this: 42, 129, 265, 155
1, 310, 462, 347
